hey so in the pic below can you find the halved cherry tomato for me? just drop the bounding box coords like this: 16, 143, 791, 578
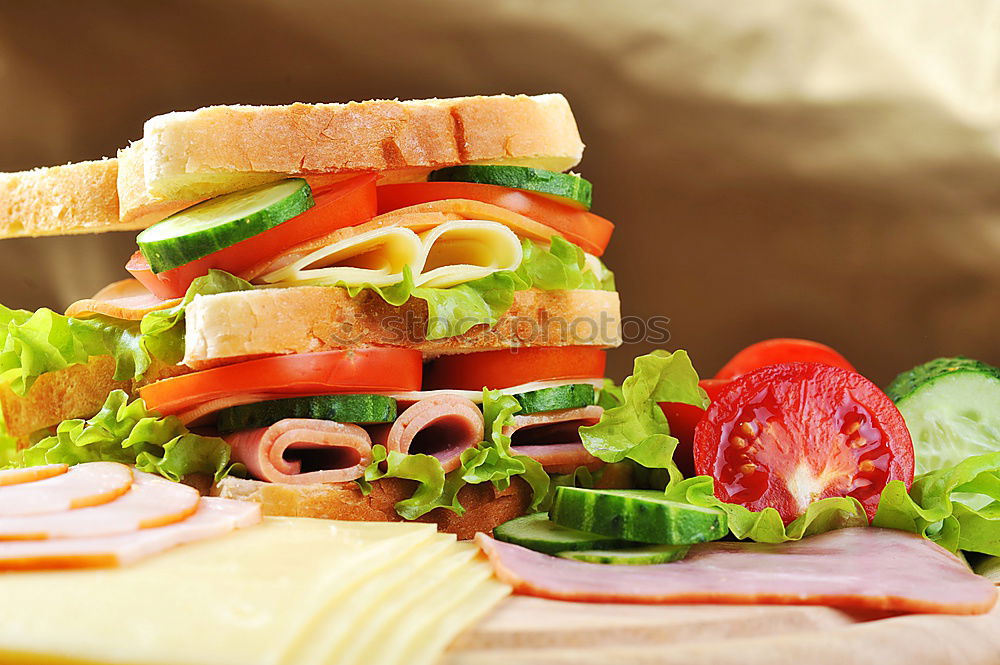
377, 182, 614, 257
423, 347, 607, 391
128, 174, 378, 299
658, 379, 728, 477
694, 362, 913, 524
140, 348, 421, 417
715, 338, 855, 380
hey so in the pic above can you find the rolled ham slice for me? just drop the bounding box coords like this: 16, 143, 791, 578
0, 497, 261, 571
0, 464, 67, 486
0, 462, 133, 517
373, 395, 484, 473
475, 527, 999, 615
0, 471, 200, 540
502, 406, 604, 474
225, 419, 374, 485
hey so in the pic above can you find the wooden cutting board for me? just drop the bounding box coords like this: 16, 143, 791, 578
445, 589, 1000, 665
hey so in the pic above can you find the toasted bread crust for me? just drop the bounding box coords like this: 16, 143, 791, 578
0, 159, 129, 238
183, 287, 621, 368
120, 93, 584, 222
214, 476, 532, 540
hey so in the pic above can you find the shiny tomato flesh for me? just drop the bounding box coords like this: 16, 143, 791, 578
423, 347, 607, 391
376, 182, 614, 257
128, 174, 378, 299
714, 338, 855, 380
694, 362, 913, 524
140, 348, 422, 417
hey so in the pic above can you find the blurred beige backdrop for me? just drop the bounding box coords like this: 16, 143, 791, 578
0, 0, 997, 383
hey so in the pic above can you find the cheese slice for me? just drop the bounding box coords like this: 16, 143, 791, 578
0, 518, 509, 665
414, 220, 522, 288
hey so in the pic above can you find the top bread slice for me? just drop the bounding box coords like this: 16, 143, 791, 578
118, 93, 584, 224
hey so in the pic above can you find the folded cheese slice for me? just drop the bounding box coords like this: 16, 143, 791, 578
414, 220, 523, 288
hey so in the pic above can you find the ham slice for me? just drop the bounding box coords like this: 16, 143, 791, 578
0, 497, 261, 571
372, 395, 484, 473
0, 471, 200, 540
502, 406, 604, 474
0, 464, 67, 486
475, 527, 999, 615
225, 419, 374, 484
65, 279, 180, 320
0, 462, 133, 517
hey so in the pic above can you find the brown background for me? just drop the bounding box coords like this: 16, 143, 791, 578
0, 0, 997, 384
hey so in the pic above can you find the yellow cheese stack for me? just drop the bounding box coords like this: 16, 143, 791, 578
0, 518, 510, 665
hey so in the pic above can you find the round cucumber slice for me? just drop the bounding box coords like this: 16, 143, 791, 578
216, 394, 397, 434
887, 357, 1000, 476
493, 512, 626, 554
428, 165, 593, 209
137, 178, 314, 273
557, 544, 690, 565
513, 384, 596, 415
551, 487, 728, 545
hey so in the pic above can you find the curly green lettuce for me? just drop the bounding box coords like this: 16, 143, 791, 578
10, 390, 238, 482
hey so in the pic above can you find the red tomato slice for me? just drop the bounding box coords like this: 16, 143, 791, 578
694, 362, 913, 524
128, 174, 378, 299
714, 338, 855, 380
140, 348, 422, 417
377, 182, 614, 257
423, 347, 607, 391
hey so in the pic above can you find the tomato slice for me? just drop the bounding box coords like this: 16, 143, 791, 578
377, 182, 614, 257
694, 362, 913, 523
714, 338, 855, 380
423, 347, 607, 391
140, 348, 422, 417
128, 174, 377, 299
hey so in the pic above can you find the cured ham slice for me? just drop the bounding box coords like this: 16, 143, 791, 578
475, 527, 999, 615
0, 464, 67, 486
0, 471, 200, 540
0, 497, 261, 571
225, 419, 374, 484
65, 279, 180, 320
502, 406, 604, 474
373, 395, 484, 473
0, 462, 133, 517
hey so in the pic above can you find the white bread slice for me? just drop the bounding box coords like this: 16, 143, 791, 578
184, 287, 621, 368
0, 159, 129, 238
119, 93, 584, 223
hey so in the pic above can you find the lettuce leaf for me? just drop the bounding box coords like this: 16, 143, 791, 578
513, 237, 614, 291
475, 389, 550, 510
360, 444, 464, 520
11, 390, 237, 482
579, 350, 708, 483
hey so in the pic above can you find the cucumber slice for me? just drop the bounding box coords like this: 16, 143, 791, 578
216, 394, 397, 434
887, 356, 1000, 475
428, 165, 593, 209
551, 487, 728, 545
492, 512, 625, 554
557, 544, 690, 565
513, 384, 596, 414
137, 178, 314, 273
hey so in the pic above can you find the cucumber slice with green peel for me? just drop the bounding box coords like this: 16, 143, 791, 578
557, 544, 691, 565
513, 384, 596, 414
551, 487, 728, 545
887, 356, 1000, 476
216, 394, 397, 434
137, 178, 314, 273
492, 512, 626, 554
428, 165, 593, 209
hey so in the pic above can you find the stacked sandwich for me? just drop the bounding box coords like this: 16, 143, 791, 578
0, 94, 632, 537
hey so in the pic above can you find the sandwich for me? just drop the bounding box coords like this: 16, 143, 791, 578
0, 94, 643, 538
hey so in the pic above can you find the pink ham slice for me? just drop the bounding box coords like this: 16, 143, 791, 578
0, 462, 134, 517
0, 497, 261, 571
502, 406, 604, 474
0, 464, 67, 486
225, 418, 374, 484
475, 527, 999, 615
372, 395, 484, 473
0, 471, 200, 540
65, 278, 180, 320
